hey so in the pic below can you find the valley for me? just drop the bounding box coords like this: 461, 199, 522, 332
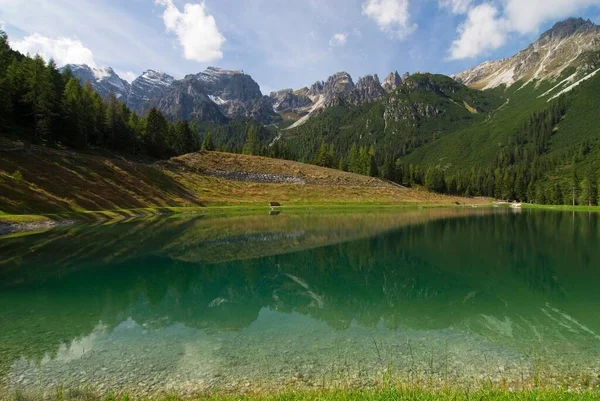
44, 18, 600, 209
2, 7, 600, 401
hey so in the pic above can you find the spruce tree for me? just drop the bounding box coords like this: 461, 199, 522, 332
571, 164, 580, 206
22, 55, 56, 143
202, 131, 215, 151
347, 144, 359, 173
243, 124, 260, 155
582, 166, 598, 206
144, 108, 169, 158
314, 140, 328, 167
62, 78, 86, 148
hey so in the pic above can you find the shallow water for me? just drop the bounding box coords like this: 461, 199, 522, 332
1, 208, 600, 397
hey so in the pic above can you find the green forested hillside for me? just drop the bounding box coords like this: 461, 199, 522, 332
402, 69, 600, 204
283, 74, 504, 163
2, 25, 599, 208
271, 66, 600, 205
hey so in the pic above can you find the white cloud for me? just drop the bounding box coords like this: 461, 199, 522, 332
116, 70, 138, 83
0, 20, 5, 31
504, 0, 600, 34
329, 33, 348, 46
11, 33, 98, 67
156, 0, 225, 63
439, 0, 473, 14
362, 0, 417, 40
448, 0, 600, 59
449, 4, 509, 60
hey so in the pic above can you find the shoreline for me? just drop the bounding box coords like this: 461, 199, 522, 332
5, 383, 600, 401
3, 201, 600, 236
0, 202, 490, 236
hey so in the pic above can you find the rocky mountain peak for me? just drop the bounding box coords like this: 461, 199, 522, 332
140, 70, 174, 83
325, 72, 354, 89
195, 66, 245, 83
63, 64, 130, 100
541, 18, 599, 42
353, 74, 387, 104
269, 89, 312, 113
307, 81, 325, 98
454, 17, 600, 90
194, 66, 263, 101
321, 72, 355, 107
127, 70, 175, 113
383, 71, 402, 92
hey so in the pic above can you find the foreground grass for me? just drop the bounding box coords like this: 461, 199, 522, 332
10, 388, 600, 401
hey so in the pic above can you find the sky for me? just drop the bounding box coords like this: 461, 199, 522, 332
1, 0, 600, 94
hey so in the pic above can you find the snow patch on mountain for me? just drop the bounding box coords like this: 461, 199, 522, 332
287, 95, 326, 129
547, 67, 600, 101
209, 95, 228, 105
454, 18, 600, 90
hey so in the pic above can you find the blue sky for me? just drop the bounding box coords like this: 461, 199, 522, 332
1, 0, 600, 94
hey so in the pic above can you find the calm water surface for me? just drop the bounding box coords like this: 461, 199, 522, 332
1, 208, 599, 396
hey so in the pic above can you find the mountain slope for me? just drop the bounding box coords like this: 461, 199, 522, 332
454, 18, 600, 90
65, 64, 131, 100
67, 65, 279, 124
402, 51, 600, 202
0, 142, 480, 218
406, 19, 600, 175
143, 77, 229, 124
127, 70, 174, 114
281, 73, 504, 161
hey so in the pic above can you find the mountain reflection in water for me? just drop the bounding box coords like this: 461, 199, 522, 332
1, 209, 599, 395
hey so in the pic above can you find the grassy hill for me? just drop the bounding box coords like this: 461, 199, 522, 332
0, 140, 484, 231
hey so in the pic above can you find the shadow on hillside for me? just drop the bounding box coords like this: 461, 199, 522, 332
0, 149, 204, 215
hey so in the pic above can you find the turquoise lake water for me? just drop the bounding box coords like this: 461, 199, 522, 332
1, 208, 599, 397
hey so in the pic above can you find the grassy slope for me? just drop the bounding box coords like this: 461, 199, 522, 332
403, 69, 600, 182
0, 145, 483, 222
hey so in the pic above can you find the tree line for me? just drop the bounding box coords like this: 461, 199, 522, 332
2, 28, 598, 206
297, 95, 598, 206
0, 30, 199, 158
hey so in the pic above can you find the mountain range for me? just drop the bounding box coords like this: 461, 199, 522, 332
65, 63, 410, 127
65, 18, 600, 132
63, 17, 600, 201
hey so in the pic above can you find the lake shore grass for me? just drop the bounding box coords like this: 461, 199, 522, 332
521, 203, 600, 212
9, 387, 600, 401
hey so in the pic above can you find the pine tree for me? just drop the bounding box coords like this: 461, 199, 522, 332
338, 156, 347, 172
425, 167, 446, 193
144, 108, 169, 158
243, 124, 260, 155
172, 120, 198, 154
0, 30, 12, 129
62, 78, 86, 148
347, 144, 359, 173
368, 154, 378, 177
314, 140, 329, 167
202, 131, 215, 151
571, 164, 580, 206
46, 59, 65, 145
105, 91, 128, 149
22, 55, 56, 143
582, 166, 598, 206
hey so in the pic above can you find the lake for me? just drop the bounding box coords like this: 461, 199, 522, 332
1, 208, 599, 397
